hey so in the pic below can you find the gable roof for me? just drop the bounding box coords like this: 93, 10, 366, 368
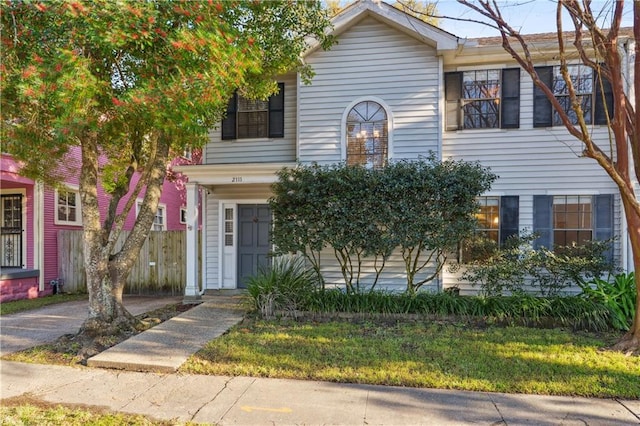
305, 0, 460, 56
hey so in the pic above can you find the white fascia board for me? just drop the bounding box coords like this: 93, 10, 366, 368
173, 163, 297, 186
305, 0, 460, 56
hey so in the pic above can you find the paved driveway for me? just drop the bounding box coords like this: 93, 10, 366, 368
0, 296, 182, 356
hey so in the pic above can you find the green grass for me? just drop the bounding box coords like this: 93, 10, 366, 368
0, 293, 87, 316
0, 398, 197, 425
181, 319, 640, 398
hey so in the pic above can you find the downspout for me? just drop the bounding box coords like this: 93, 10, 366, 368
620, 39, 634, 272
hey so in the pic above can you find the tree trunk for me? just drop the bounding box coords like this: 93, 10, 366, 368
612, 195, 640, 353
79, 136, 138, 334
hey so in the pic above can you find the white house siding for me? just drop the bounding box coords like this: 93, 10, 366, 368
298, 16, 441, 165
442, 68, 622, 293
203, 74, 297, 165
318, 247, 440, 293
202, 184, 272, 290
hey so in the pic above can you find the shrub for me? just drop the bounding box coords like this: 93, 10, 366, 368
304, 289, 610, 331
246, 255, 319, 317
580, 272, 636, 331
460, 234, 616, 296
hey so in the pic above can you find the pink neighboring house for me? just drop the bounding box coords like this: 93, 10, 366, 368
0, 147, 190, 302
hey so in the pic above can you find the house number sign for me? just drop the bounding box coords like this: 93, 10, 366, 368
231, 176, 243, 183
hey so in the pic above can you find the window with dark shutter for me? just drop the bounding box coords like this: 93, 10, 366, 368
446, 69, 520, 131
221, 92, 238, 140
501, 69, 520, 129
594, 68, 614, 125
533, 195, 553, 249
534, 65, 613, 127
499, 195, 519, 245
533, 66, 553, 127
268, 83, 285, 138
220, 84, 285, 140
445, 72, 462, 131
594, 194, 614, 261
534, 194, 613, 255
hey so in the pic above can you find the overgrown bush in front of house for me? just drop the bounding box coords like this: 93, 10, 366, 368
269, 156, 496, 294
246, 255, 320, 317
301, 289, 611, 331
579, 272, 636, 331
459, 233, 616, 296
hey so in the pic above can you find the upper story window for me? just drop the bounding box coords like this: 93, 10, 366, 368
445, 68, 520, 131
346, 101, 388, 169
534, 65, 613, 127
136, 200, 167, 231
55, 187, 82, 226
221, 83, 285, 140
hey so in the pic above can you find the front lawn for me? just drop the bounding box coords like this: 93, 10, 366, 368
181, 319, 640, 399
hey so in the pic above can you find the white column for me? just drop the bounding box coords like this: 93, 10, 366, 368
184, 182, 201, 302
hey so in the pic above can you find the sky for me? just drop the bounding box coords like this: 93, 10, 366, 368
418, 1, 634, 38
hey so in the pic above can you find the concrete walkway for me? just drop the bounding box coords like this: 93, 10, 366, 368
87, 294, 245, 372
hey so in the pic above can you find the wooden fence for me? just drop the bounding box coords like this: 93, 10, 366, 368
58, 230, 199, 295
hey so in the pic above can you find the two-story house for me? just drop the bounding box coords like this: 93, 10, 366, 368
176, 0, 632, 298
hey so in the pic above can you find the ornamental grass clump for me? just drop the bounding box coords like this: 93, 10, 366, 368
246, 255, 319, 317
580, 272, 636, 331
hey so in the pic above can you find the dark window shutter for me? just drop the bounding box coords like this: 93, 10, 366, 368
594, 68, 614, 125
533, 195, 553, 249
499, 196, 519, 245
594, 194, 614, 261
268, 83, 285, 138
533, 66, 553, 128
501, 68, 520, 129
221, 92, 237, 140
445, 72, 462, 131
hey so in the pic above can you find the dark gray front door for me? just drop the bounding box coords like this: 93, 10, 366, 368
237, 204, 271, 288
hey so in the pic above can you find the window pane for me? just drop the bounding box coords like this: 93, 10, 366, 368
553, 65, 593, 125
346, 101, 388, 168
462, 70, 500, 129
552, 195, 592, 249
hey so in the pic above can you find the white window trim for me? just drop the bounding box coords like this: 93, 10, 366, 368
136, 199, 167, 231
341, 96, 394, 163
54, 185, 82, 226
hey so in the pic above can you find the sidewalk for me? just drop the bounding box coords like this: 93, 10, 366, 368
2, 360, 638, 425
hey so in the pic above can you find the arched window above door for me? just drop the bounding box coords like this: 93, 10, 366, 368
346, 101, 388, 168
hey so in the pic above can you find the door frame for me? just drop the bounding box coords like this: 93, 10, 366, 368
217, 198, 269, 289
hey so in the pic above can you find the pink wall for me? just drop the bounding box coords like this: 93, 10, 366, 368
1, 149, 189, 299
